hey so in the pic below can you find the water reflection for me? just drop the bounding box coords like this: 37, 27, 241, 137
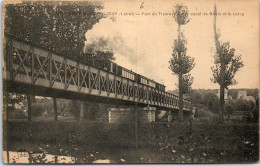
92, 159, 111, 163
3, 151, 112, 164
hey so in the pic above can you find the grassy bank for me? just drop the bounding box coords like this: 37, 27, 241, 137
4, 120, 259, 163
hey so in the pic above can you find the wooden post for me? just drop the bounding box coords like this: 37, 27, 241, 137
6, 151, 9, 164
53, 97, 57, 121
54, 155, 58, 163
27, 95, 32, 121
28, 152, 32, 164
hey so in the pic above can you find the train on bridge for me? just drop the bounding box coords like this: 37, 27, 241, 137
84, 59, 166, 92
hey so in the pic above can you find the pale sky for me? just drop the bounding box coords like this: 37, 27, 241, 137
85, 0, 259, 91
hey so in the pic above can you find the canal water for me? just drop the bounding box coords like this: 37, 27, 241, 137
3, 151, 112, 164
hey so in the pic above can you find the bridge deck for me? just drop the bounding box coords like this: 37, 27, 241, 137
3, 35, 192, 111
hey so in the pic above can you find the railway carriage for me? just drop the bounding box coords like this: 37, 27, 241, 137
89, 59, 166, 91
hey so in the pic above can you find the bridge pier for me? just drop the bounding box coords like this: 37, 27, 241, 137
155, 110, 160, 121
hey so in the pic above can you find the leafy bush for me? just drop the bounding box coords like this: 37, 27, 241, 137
8, 109, 27, 119
224, 103, 234, 116
232, 99, 251, 112
229, 99, 257, 122
31, 103, 45, 117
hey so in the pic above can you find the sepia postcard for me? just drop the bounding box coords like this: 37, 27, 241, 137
2, 0, 259, 164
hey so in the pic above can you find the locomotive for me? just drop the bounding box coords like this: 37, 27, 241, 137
86, 59, 166, 92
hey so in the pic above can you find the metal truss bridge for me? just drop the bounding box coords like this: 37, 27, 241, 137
3, 35, 192, 111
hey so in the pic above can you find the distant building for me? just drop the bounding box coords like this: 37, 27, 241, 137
237, 91, 247, 99
237, 90, 255, 102
244, 96, 255, 102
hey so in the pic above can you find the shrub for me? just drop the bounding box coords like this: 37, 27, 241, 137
232, 99, 251, 112
224, 103, 234, 117
31, 103, 45, 117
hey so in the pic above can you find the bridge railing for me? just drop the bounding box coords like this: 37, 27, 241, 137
3, 34, 192, 111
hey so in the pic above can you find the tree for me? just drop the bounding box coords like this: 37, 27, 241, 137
231, 99, 257, 122
212, 4, 244, 123
190, 90, 203, 108
253, 97, 259, 121
3, 93, 26, 109
203, 92, 219, 113
4, 1, 113, 62
224, 103, 234, 119
68, 100, 80, 120
169, 4, 195, 121
31, 103, 45, 117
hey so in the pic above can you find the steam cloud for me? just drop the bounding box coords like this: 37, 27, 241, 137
84, 31, 134, 62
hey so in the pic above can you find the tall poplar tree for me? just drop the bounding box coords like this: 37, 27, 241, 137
212, 4, 244, 123
169, 4, 195, 121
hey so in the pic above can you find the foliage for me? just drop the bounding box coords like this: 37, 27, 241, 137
181, 74, 194, 94
212, 5, 244, 123
190, 90, 203, 107
8, 109, 28, 119
3, 93, 26, 109
203, 92, 219, 113
189, 90, 219, 113
169, 34, 195, 75
7, 121, 259, 163
248, 100, 257, 111
172, 4, 190, 26
31, 103, 45, 117
253, 97, 259, 121
66, 100, 80, 119
224, 103, 234, 116
211, 42, 244, 88
226, 99, 257, 122
256, 97, 259, 109
232, 99, 251, 112
175, 74, 194, 95
4, 1, 108, 61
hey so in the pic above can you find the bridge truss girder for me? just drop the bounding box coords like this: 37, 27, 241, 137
3, 35, 192, 112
